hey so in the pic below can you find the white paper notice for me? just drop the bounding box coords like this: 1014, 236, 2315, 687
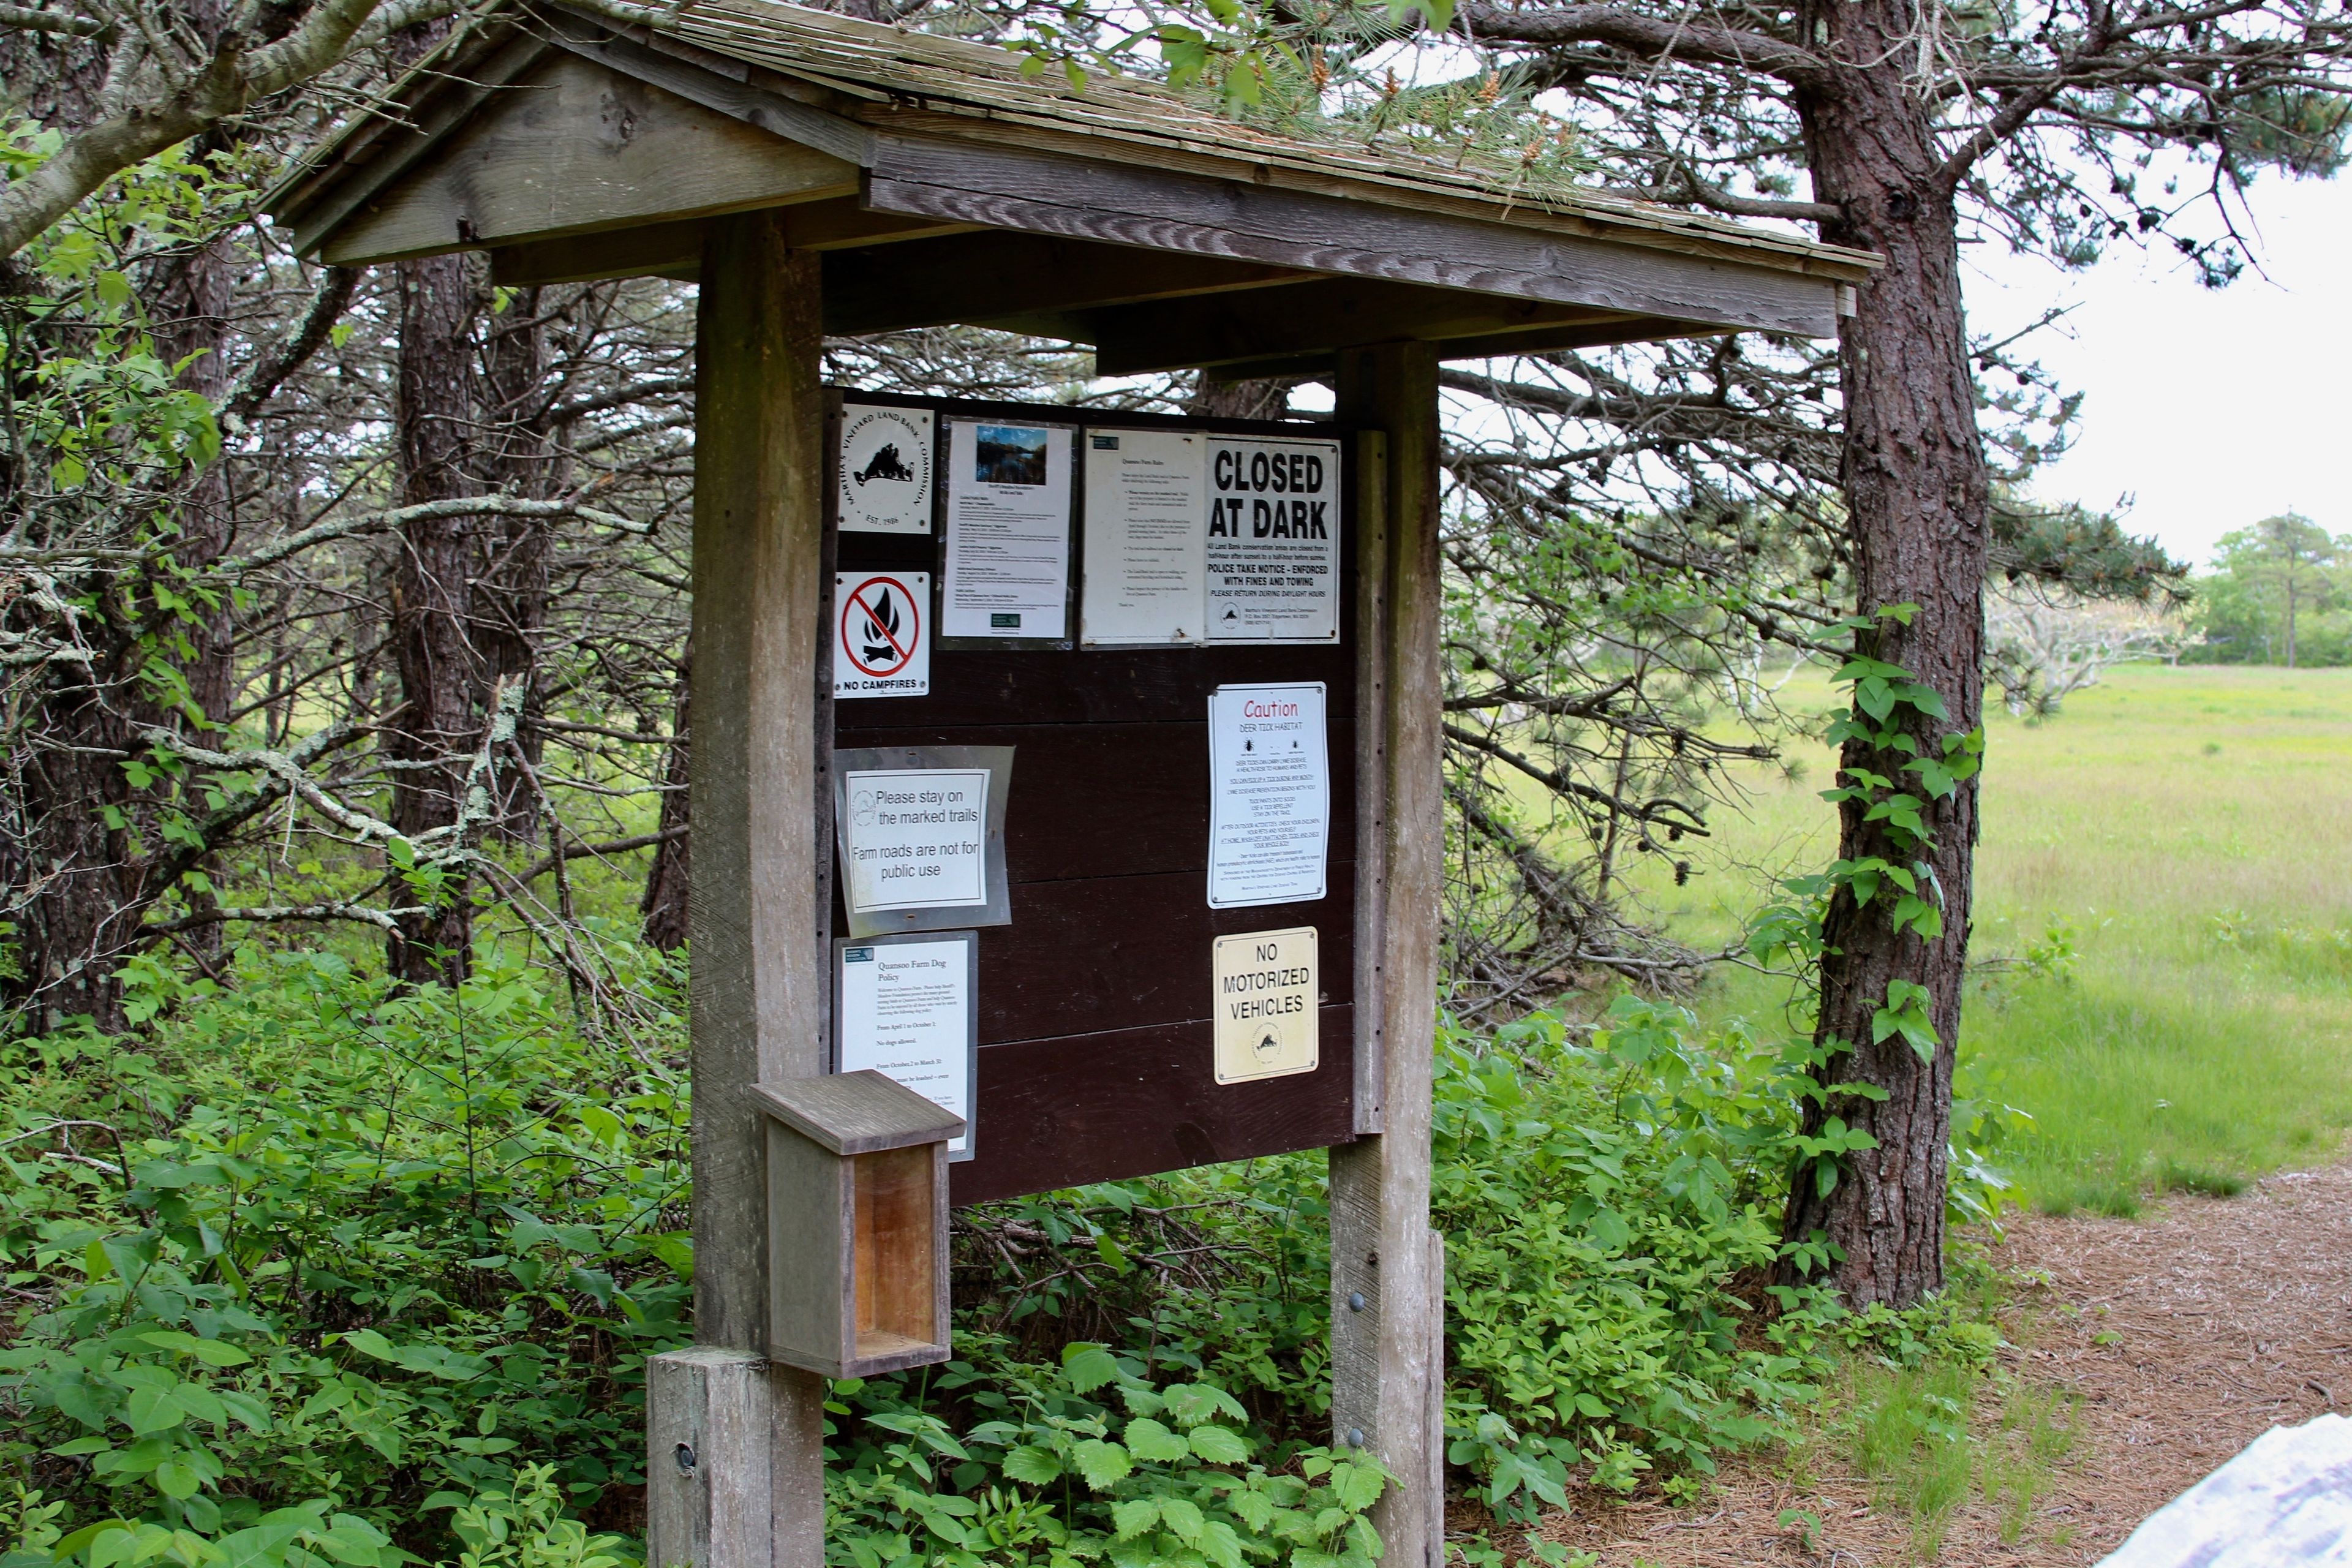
1207, 682, 1330, 908
944, 420, 1073, 640
842, 767, 989, 914
838, 404, 934, 534
1082, 429, 1207, 646
1206, 436, 1342, 644
839, 937, 972, 1156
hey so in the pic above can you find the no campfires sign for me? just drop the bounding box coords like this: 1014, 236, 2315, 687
834, 572, 930, 698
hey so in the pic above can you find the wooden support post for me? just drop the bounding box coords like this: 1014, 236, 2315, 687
646, 211, 828, 1568
1330, 342, 1446, 1568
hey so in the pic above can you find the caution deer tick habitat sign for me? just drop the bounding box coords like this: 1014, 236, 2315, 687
835, 573, 930, 698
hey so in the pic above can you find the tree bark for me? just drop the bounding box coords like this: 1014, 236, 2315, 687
1776, 1, 1991, 1306
1189, 374, 1297, 421
385, 251, 484, 986
639, 646, 691, 952
146, 219, 241, 958
474, 285, 556, 839
6, 663, 140, 1032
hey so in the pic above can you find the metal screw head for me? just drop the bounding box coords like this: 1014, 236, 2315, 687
1347, 1291, 1366, 1313
674, 1442, 698, 1476
1346, 1428, 1366, 1449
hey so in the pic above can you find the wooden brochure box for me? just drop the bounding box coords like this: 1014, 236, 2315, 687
754, 1072, 960, 1379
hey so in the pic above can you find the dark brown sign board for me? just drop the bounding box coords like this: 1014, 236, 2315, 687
823, 389, 1359, 1207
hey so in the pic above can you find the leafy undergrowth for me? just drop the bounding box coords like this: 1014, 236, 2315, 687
1, 953, 2014, 1568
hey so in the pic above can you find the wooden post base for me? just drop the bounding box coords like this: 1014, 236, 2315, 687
646, 1349, 825, 1568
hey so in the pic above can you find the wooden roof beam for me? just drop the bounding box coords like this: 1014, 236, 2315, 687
488, 201, 974, 287
1080, 279, 1643, 376
820, 230, 1312, 337
1194, 316, 1725, 382
863, 136, 1845, 339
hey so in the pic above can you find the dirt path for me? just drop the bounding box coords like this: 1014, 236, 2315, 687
1524, 1160, 2352, 1566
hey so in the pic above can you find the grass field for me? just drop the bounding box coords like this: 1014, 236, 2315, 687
1617, 664, 2352, 1216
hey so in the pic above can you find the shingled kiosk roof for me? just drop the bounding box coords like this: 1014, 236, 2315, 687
268, 0, 1877, 376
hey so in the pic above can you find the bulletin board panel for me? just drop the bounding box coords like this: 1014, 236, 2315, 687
825, 390, 1359, 1207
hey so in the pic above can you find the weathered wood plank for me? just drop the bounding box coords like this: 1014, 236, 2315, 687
689, 213, 827, 1350
1084, 278, 1635, 375
829, 640, 1355, 728
1350, 432, 1389, 1137
1182, 315, 1717, 383
865, 135, 1842, 334
491, 217, 706, 286
323, 51, 858, 265
821, 230, 1308, 334
282, 26, 551, 257
1329, 342, 1444, 1568
754, 1071, 967, 1155
541, 18, 877, 167
763, 1122, 850, 1375
823, 720, 1356, 886
852, 105, 1875, 282
488, 198, 968, 293
644, 1349, 822, 1568
961, 865, 1356, 1045
1435, 314, 1723, 362
949, 1010, 1357, 1206
670, 213, 827, 1568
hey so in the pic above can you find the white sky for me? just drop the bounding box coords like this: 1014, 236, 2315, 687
1964, 172, 2352, 571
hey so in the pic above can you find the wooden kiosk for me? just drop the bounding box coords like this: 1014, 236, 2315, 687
271, 8, 1873, 1564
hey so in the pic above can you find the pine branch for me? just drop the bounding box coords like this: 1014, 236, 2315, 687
1456, 1, 1827, 85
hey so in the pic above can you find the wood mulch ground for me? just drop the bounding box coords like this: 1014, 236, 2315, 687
1506, 1158, 2352, 1567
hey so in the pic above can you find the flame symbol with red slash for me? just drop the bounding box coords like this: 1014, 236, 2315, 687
860, 589, 902, 666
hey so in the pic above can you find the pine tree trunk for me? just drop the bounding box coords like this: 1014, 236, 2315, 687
147, 226, 239, 957
1777, 10, 1992, 1308
639, 647, 692, 952
475, 286, 557, 838
7, 671, 139, 1031
0, 47, 225, 1027
1189, 374, 1295, 420
386, 252, 484, 986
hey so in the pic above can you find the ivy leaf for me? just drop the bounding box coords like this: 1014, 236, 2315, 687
1163, 1382, 1246, 1428
1854, 677, 1897, 722
1197, 1518, 1246, 1568
151, 1459, 203, 1499
1159, 1498, 1205, 1542
1123, 1416, 1190, 1463
312, 1516, 393, 1567
124, 1385, 187, 1434
1001, 1444, 1063, 1484
1063, 1341, 1123, 1393
1331, 1460, 1387, 1512
1072, 1438, 1133, 1490
1187, 1423, 1251, 1463
215, 1389, 271, 1433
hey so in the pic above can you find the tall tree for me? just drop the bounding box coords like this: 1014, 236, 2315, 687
1402, 0, 2352, 1303
2207, 513, 2344, 666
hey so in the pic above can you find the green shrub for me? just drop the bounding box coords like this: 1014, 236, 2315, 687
2, 952, 2015, 1564
825, 1344, 1384, 1568
1, 948, 692, 1561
